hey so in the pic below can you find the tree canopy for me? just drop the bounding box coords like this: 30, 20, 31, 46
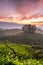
22, 24, 37, 33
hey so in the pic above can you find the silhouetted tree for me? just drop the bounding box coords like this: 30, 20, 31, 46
22, 24, 37, 33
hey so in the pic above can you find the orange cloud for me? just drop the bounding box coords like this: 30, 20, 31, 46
29, 13, 43, 19
0, 15, 43, 26
0, 16, 14, 22
0, 12, 43, 26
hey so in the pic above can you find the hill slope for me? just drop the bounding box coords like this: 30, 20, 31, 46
0, 31, 43, 45
0, 29, 23, 37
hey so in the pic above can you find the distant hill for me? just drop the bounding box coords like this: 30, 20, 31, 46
0, 22, 23, 29
0, 29, 23, 37
0, 24, 43, 45
0, 30, 43, 45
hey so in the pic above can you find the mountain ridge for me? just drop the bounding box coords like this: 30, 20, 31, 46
0, 22, 23, 29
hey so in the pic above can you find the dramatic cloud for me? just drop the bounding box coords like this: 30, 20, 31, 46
0, 0, 43, 25
15, 0, 41, 15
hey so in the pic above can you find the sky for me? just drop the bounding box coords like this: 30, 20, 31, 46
0, 0, 43, 25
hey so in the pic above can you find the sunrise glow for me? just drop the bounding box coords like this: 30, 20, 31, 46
0, 0, 43, 25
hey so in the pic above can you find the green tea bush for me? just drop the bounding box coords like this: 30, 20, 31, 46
0, 43, 43, 65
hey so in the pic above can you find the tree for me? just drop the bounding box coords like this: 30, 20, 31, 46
22, 24, 37, 33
